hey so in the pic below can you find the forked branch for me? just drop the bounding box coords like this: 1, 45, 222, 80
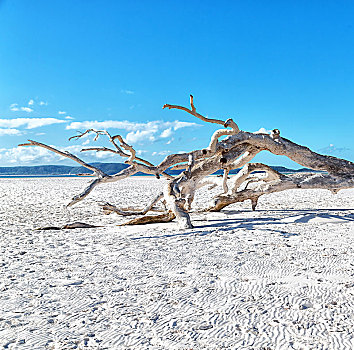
18, 140, 107, 178
19, 95, 354, 229
163, 94, 239, 133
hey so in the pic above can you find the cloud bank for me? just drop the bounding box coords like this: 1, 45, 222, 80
0, 118, 66, 130
66, 120, 199, 143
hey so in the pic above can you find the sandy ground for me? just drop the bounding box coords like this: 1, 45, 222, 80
0, 177, 353, 349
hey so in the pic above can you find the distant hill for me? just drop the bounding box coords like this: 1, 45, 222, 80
0, 165, 74, 175
0, 163, 321, 176
0, 163, 129, 176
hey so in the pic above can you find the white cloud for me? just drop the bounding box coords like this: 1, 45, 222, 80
0, 143, 120, 165
166, 138, 174, 145
65, 116, 74, 120
66, 120, 147, 131
158, 150, 171, 156
20, 107, 33, 113
172, 121, 198, 130
66, 119, 198, 131
10, 103, 33, 112
160, 128, 172, 138
121, 89, 134, 95
0, 118, 66, 129
66, 119, 199, 144
28, 99, 34, 106
94, 151, 116, 159
10, 104, 19, 111
0, 128, 21, 136
152, 150, 171, 156
58, 111, 66, 115
254, 127, 271, 134
39, 101, 48, 106
0, 146, 57, 164
126, 130, 156, 144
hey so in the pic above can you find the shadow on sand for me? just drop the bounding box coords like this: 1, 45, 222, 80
130, 208, 353, 240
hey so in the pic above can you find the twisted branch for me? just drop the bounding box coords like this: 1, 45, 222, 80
18, 95, 354, 229
18, 140, 107, 178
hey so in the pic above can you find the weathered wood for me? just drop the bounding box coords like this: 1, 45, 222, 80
99, 192, 164, 216
119, 211, 176, 226
208, 172, 354, 212
19, 95, 354, 228
36, 222, 101, 230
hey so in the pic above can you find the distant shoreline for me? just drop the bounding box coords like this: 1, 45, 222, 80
0, 174, 157, 178
0, 162, 323, 178
0, 172, 320, 179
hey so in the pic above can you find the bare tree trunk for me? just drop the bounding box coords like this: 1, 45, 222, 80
19, 95, 354, 228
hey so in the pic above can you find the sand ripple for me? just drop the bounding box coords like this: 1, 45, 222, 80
0, 178, 353, 349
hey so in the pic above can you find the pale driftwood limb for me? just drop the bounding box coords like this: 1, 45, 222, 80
227, 146, 260, 170
19, 138, 171, 207
163, 95, 239, 156
228, 163, 282, 194
70, 129, 126, 157
207, 163, 286, 211
119, 211, 176, 226
19, 140, 107, 178
207, 127, 237, 154
100, 203, 140, 216
222, 169, 229, 193
163, 95, 235, 128
67, 160, 170, 207
71, 129, 156, 168
171, 158, 207, 170
99, 192, 164, 216
115, 135, 136, 164
68, 178, 105, 207
164, 181, 193, 229
218, 132, 354, 176
208, 172, 354, 212
37, 222, 101, 230
161, 145, 254, 228
81, 146, 121, 156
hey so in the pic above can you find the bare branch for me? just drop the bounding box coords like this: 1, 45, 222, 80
218, 132, 354, 176
99, 192, 164, 216
119, 211, 176, 226
114, 135, 136, 164
81, 147, 120, 155
163, 94, 240, 133
70, 129, 155, 167
19, 140, 107, 178
208, 172, 354, 212
222, 169, 229, 193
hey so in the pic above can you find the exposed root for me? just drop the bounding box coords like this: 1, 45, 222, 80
100, 202, 164, 216
36, 222, 101, 230
119, 211, 176, 226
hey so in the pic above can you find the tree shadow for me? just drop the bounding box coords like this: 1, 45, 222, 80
130, 209, 353, 240
222, 208, 354, 215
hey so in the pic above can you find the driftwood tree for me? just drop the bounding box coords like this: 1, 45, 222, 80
20, 95, 354, 229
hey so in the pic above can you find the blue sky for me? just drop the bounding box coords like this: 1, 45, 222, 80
0, 0, 353, 168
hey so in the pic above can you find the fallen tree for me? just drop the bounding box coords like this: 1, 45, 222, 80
19, 95, 354, 229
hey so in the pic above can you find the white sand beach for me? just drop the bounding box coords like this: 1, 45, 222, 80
0, 177, 353, 349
